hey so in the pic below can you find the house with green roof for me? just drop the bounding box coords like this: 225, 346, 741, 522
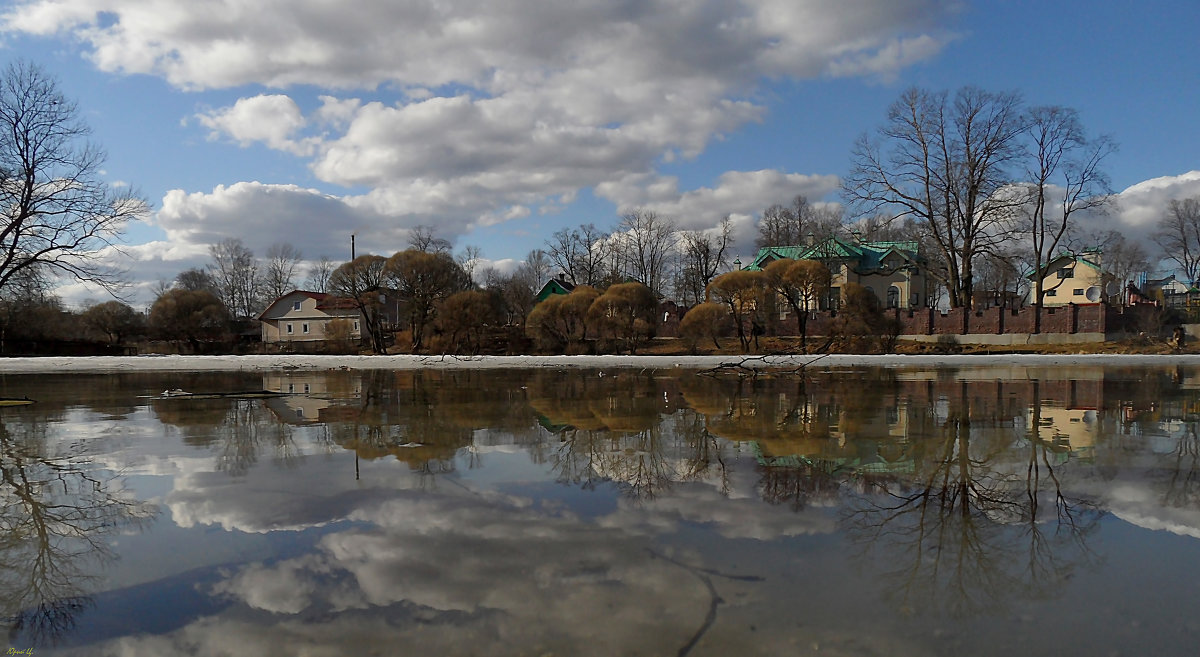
745, 235, 934, 310
534, 275, 576, 303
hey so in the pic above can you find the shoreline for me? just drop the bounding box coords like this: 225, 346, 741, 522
1, 353, 1199, 373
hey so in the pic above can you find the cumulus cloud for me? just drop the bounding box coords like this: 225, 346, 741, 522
3, 0, 958, 91
195, 95, 315, 155
5, 0, 961, 266
155, 182, 389, 259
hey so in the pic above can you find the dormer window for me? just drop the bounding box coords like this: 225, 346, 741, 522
1057, 268, 1074, 279
293, 300, 302, 311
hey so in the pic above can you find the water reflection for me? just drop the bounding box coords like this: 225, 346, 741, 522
0, 412, 156, 644
16, 365, 1200, 654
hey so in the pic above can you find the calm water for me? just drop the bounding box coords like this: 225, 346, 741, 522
1, 365, 1199, 656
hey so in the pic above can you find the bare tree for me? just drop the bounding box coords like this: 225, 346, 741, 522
0, 60, 146, 295
755, 196, 842, 249
175, 267, 217, 293
263, 242, 303, 300
1154, 198, 1200, 285
546, 224, 612, 286
615, 209, 677, 297
1019, 105, 1115, 330
329, 255, 389, 353
408, 225, 452, 254
456, 245, 483, 284
1094, 230, 1151, 303
303, 255, 335, 293
677, 216, 733, 305
518, 248, 552, 289
845, 87, 1027, 308
208, 238, 261, 318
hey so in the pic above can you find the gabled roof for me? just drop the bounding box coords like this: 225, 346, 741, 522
258, 289, 359, 319
1025, 251, 1106, 280
535, 278, 576, 303
746, 237, 922, 272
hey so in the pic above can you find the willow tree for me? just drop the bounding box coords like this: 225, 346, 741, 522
765, 258, 830, 351
707, 270, 766, 352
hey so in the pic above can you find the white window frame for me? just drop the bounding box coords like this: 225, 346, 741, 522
293, 300, 302, 311
286, 323, 294, 334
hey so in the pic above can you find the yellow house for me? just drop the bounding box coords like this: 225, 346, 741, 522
1029, 249, 1114, 307
258, 290, 362, 343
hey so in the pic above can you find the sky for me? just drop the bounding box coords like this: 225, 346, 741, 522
2, 0, 1199, 309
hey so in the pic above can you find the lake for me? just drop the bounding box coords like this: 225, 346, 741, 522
1, 364, 1198, 656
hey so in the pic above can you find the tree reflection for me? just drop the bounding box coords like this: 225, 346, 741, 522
0, 416, 156, 645
530, 372, 730, 500
153, 397, 298, 476
844, 381, 1101, 617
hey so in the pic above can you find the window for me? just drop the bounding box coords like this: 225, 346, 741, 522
293, 301, 302, 311
1057, 268, 1074, 279
1046, 290, 1057, 297
910, 292, 920, 307
1073, 289, 1084, 296
302, 323, 310, 333
886, 286, 900, 308
286, 323, 294, 334
353, 320, 360, 331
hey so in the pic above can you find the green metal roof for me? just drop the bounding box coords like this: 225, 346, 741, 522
745, 237, 921, 271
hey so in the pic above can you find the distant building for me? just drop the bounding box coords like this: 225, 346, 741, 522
745, 235, 934, 310
534, 274, 576, 303
258, 290, 362, 343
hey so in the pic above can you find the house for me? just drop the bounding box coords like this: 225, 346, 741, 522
1142, 274, 1198, 308
534, 274, 576, 303
1027, 248, 1115, 307
745, 235, 934, 310
258, 290, 362, 343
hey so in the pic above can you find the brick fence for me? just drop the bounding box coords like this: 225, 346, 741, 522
738, 303, 1167, 340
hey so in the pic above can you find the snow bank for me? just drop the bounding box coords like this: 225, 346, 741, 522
0, 353, 1198, 373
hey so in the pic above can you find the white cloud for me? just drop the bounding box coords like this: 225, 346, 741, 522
3, 1, 959, 91
5, 0, 958, 247
195, 94, 315, 155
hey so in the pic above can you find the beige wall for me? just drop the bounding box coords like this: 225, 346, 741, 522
1035, 259, 1106, 307
261, 293, 361, 343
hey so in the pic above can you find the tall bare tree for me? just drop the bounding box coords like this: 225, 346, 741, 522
263, 242, 303, 300
329, 255, 388, 353
456, 245, 483, 285
0, 60, 146, 295
615, 209, 677, 297
677, 216, 733, 305
408, 225, 452, 254
1094, 230, 1151, 303
755, 196, 842, 249
546, 223, 611, 286
303, 256, 335, 293
208, 238, 261, 318
845, 87, 1027, 308
1154, 197, 1200, 286
1019, 106, 1115, 330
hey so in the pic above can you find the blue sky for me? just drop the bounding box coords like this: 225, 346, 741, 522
3, 0, 1198, 308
